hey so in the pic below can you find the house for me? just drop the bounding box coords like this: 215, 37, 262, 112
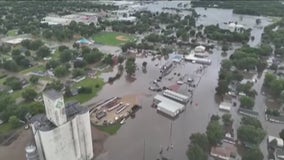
219, 101, 232, 112
72, 76, 86, 83
268, 135, 284, 149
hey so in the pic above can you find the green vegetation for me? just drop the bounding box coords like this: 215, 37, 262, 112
96, 123, 121, 135
20, 65, 45, 74
0, 123, 14, 135
93, 32, 135, 46
264, 73, 284, 98
240, 96, 255, 109
242, 147, 264, 160
191, 0, 284, 17
237, 117, 265, 145
66, 78, 104, 103
216, 45, 270, 97
125, 57, 136, 76
7, 29, 18, 36
187, 115, 225, 160
204, 25, 250, 43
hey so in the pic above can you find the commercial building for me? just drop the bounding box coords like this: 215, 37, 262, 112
153, 94, 185, 117
162, 89, 189, 104
31, 90, 93, 160
184, 53, 211, 65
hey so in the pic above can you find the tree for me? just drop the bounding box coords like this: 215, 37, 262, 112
256, 18, 261, 25
59, 49, 72, 63
3, 60, 18, 72
237, 125, 265, 145
4, 77, 22, 90
46, 60, 60, 69
279, 129, 284, 140
242, 147, 263, 160
240, 96, 255, 108
22, 88, 37, 102
222, 114, 233, 127
187, 144, 207, 160
241, 116, 263, 129
8, 115, 20, 128
222, 43, 229, 53
29, 75, 39, 84
118, 56, 124, 64
206, 120, 224, 146
54, 65, 69, 77
103, 54, 113, 66
125, 57, 136, 76
73, 60, 87, 68
72, 68, 85, 78
190, 133, 209, 151
36, 46, 50, 58
58, 45, 69, 52
45, 80, 63, 91
29, 40, 43, 50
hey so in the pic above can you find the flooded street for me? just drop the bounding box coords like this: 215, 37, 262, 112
90, 3, 279, 160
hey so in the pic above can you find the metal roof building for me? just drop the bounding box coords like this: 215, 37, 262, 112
154, 94, 185, 118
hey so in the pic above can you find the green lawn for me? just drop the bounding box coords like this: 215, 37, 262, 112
66, 78, 104, 103
96, 123, 122, 135
7, 29, 18, 36
20, 65, 46, 74
0, 123, 13, 135
93, 32, 135, 46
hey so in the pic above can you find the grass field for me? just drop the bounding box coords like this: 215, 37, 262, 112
93, 32, 135, 46
20, 65, 45, 74
0, 123, 13, 135
66, 78, 104, 103
96, 123, 122, 135
7, 29, 18, 36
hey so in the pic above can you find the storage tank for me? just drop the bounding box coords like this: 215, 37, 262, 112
25, 145, 39, 160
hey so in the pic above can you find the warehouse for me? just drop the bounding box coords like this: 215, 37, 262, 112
162, 89, 189, 104
153, 94, 185, 118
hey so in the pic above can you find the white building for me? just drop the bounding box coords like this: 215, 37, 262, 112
31, 90, 93, 160
153, 94, 185, 117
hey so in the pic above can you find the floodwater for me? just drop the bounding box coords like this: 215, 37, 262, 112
90, 2, 280, 160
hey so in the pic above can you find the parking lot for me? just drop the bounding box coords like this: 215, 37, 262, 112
90, 95, 141, 125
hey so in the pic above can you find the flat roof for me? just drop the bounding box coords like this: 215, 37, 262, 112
219, 102, 231, 111
163, 89, 189, 100
43, 89, 62, 100
154, 94, 184, 110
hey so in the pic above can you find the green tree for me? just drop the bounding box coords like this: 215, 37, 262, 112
222, 114, 233, 127
118, 56, 125, 64
29, 40, 43, 50
125, 57, 136, 76
241, 116, 263, 129
54, 65, 69, 77
4, 77, 22, 90
242, 147, 263, 160
72, 68, 85, 78
187, 145, 207, 160
206, 120, 224, 146
46, 60, 60, 69
189, 133, 209, 151
103, 54, 113, 66
22, 88, 37, 102
240, 96, 255, 108
59, 49, 72, 63
29, 75, 39, 84
36, 46, 50, 58
237, 125, 265, 145
8, 115, 20, 128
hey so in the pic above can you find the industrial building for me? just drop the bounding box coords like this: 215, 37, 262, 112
184, 53, 211, 65
30, 90, 93, 160
153, 94, 185, 117
162, 89, 190, 104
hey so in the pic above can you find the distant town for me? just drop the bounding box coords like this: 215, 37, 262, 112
0, 1, 284, 160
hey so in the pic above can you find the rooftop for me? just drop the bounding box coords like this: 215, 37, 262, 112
31, 102, 88, 131
43, 89, 62, 100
